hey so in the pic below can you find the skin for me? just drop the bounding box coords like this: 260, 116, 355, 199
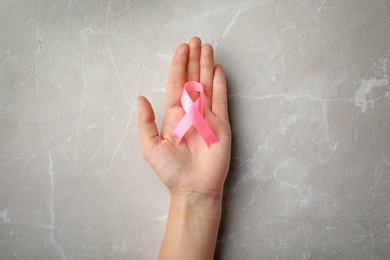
137, 37, 231, 260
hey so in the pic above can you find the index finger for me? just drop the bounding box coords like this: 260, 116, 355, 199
165, 43, 189, 109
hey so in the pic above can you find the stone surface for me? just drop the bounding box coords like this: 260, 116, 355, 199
1, 0, 389, 259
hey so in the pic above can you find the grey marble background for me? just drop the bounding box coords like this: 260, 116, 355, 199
1, 0, 389, 259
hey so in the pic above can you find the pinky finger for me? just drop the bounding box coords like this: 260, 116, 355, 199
211, 65, 228, 119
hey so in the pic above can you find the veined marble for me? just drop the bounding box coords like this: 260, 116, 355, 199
1, 0, 389, 259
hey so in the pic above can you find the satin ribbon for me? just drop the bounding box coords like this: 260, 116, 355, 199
170, 81, 218, 147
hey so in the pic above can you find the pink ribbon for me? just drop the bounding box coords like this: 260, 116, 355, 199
170, 81, 218, 147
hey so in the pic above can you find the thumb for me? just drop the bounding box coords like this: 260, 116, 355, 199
137, 96, 159, 155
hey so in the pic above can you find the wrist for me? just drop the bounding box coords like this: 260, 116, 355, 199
169, 190, 223, 220
170, 189, 223, 207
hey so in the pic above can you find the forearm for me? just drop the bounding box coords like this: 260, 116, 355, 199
159, 191, 223, 260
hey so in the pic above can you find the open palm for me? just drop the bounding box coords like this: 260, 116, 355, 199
138, 37, 231, 198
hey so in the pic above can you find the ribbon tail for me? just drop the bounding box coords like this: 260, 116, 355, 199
184, 98, 219, 147
170, 115, 192, 144
192, 115, 218, 147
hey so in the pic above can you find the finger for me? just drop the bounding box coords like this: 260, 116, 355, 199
187, 37, 201, 82
200, 44, 214, 110
166, 43, 189, 109
211, 65, 229, 119
137, 96, 159, 153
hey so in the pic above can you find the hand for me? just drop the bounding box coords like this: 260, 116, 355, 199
137, 37, 231, 199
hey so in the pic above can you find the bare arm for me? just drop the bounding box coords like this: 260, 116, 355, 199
137, 37, 231, 260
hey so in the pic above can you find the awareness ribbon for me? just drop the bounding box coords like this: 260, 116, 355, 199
170, 81, 218, 147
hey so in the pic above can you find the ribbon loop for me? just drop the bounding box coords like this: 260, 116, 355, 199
170, 81, 218, 147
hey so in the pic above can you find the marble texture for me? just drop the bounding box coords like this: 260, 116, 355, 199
1, 0, 389, 259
